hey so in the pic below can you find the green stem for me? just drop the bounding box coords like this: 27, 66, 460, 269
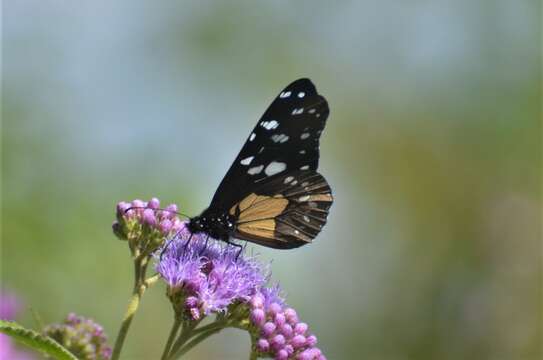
249, 332, 259, 360
168, 328, 223, 360
161, 317, 182, 360
167, 319, 200, 358
249, 350, 258, 360
111, 256, 152, 360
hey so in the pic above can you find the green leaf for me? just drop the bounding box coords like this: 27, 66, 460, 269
0, 320, 79, 360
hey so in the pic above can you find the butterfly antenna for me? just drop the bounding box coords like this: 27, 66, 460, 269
124, 206, 190, 219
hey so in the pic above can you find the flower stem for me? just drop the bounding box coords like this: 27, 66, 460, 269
111, 256, 153, 360
161, 317, 182, 360
167, 319, 200, 358
168, 327, 223, 360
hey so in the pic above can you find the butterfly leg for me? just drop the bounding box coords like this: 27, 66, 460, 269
199, 235, 210, 256
180, 232, 194, 259
224, 239, 244, 260
159, 227, 187, 260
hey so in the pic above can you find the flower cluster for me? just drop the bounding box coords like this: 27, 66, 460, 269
112, 198, 183, 255
156, 223, 267, 319
43, 313, 111, 360
249, 289, 325, 360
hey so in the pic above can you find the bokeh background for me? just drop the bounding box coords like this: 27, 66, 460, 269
2, 1, 541, 359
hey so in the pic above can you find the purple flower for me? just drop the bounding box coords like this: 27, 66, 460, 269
249, 289, 326, 360
156, 223, 267, 318
43, 313, 111, 360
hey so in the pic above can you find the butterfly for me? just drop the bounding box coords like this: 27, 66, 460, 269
187, 78, 333, 249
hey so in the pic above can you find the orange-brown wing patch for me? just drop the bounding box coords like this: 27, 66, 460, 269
231, 194, 289, 223
237, 219, 275, 238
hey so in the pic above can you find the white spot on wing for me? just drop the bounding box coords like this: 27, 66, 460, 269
264, 161, 286, 176
248, 165, 264, 175
308, 109, 316, 114
271, 134, 290, 143
299, 150, 306, 154
300, 133, 310, 140
291, 180, 298, 186
298, 195, 310, 202
249, 133, 256, 141
298, 92, 305, 98
303, 215, 310, 223
292, 108, 304, 115
240, 156, 254, 165
300, 165, 309, 170
284, 176, 294, 184
279, 91, 291, 98
261, 120, 279, 130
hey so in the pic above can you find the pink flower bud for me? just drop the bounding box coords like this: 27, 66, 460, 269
306, 335, 317, 347
257, 338, 270, 352
250, 308, 266, 326
262, 322, 276, 337
291, 335, 307, 349
294, 322, 308, 335
148, 197, 160, 209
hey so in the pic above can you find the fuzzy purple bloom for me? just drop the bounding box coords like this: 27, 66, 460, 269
43, 313, 111, 360
156, 223, 267, 318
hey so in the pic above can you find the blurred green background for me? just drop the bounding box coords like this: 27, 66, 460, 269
2, 1, 541, 359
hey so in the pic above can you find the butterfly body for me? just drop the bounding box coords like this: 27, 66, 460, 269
188, 209, 236, 242
189, 79, 333, 249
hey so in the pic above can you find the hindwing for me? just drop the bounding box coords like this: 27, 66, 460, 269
230, 170, 333, 249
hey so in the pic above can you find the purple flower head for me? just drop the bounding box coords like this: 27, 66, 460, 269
43, 313, 111, 360
112, 198, 183, 256
248, 288, 325, 359
156, 223, 268, 318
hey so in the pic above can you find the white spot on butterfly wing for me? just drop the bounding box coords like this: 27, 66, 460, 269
303, 215, 310, 223
300, 165, 309, 170
300, 133, 310, 140
284, 176, 294, 184
308, 108, 316, 114
298, 92, 305, 98
299, 150, 306, 154
240, 156, 254, 165
271, 134, 289, 143
264, 161, 286, 176
298, 195, 310, 202
279, 91, 291, 98
248, 165, 264, 175
292, 108, 304, 115
249, 133, 256, 141
261, 120, 279, 130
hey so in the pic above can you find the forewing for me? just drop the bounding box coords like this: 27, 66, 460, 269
209, 78, 329, 210
231, 170, 333, 249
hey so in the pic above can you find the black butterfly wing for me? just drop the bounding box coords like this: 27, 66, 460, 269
209, 78, 330, 211
230, 170, 333, 249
